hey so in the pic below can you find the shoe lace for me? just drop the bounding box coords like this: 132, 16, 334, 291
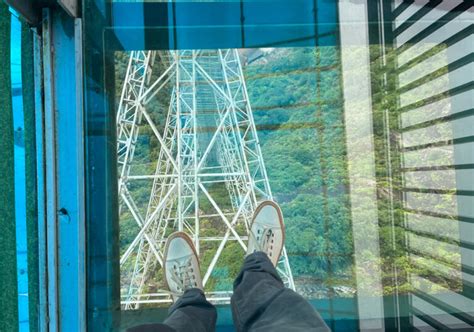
250, 226, 273, 253
169, 256, 198, 293
260, 228, 273, 251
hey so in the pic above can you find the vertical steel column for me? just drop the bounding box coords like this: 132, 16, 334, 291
176, 52, 183, 232
192, 51, 200, 254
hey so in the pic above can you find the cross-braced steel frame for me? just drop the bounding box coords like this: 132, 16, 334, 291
117, 49, 295, 309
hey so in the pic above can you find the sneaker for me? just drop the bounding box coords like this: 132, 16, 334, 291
163, 231, 203, 301
246, 200, 285, 266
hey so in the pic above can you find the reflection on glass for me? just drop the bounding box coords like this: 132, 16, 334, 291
81, 0, 474, 330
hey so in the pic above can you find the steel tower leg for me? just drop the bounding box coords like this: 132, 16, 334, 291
118, 49, 295, 309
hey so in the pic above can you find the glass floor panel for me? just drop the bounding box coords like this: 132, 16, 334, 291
81, 1, 474, 330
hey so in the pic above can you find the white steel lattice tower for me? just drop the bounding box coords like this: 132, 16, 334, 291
117, 49, 295, 309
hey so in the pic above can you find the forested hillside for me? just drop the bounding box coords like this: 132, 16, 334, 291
245, 47, 355, 297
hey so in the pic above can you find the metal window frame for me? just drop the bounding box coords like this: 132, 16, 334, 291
35, 8, 86, 331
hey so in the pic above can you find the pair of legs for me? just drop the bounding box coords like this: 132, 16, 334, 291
128, 201, 330, 332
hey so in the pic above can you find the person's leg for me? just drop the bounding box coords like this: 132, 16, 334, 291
231, 252, 329, 332
127, 232, 217, 332
162, 288, 216, 332
127, 323, 175, 332
231, 201, 330, 332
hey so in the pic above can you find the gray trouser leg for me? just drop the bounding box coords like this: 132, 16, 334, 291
127, 288, 216, 332
164, 288, 217, 332
231, 251, 330, 332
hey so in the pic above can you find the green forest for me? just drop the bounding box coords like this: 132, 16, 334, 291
246, 47, 354, 297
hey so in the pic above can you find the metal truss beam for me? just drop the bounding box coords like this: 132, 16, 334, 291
117, 49, 295, 309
